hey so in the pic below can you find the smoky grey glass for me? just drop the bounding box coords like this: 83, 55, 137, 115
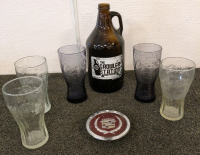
58, 45, 87, 103
159, 57, 195, 121
14, 56, 51, 113
133, 43, 162, 103
2, 76, 49, 149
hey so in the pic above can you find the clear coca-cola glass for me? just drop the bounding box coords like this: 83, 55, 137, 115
58, 45, 87, 103
159, 57, 195, 121
14, 56, 51, 113
2, 76, 49, 149
133, 43, 162, 103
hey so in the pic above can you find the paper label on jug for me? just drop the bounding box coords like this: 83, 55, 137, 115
91, 55, 123, 80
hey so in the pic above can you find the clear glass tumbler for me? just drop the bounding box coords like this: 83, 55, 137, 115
159, 57, 196, 121
14, 56, 51, 113
2, 76, 49, 149
133, 43, 162, 103
58, 45, 87, 103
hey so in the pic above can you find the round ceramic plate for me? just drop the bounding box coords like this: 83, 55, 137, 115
86, 110, 130, 141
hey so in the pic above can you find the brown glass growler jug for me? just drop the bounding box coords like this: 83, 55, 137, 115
86, 3, 124, 93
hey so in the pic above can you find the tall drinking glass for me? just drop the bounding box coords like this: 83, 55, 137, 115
58, 45, 87, 103
14, 56, 51, 113
133, 43, 162, 103
2, 76, 49, 149
159, 57, 195, 121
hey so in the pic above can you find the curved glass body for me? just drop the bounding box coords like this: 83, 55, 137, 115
133, 43, 162, 103
58, 45, 87, 103
14, 56, 51, 113
2, 76, 49, 149
159, 57, 195, 121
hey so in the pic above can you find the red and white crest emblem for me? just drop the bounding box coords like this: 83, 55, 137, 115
101, 118, 116, 129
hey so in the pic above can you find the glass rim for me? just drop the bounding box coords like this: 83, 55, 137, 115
57, 44, 86, 55
160, 57, 196, 71
2, 76, 43, 97
133, 43, 162, 53
14, 55, 46, 69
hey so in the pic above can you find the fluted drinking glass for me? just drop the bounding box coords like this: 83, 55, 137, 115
14, 56, 51, 113
58, 45, 87, 103
133, 43, 162, 103
2, 76, 49, 149
159, 57, 195, 121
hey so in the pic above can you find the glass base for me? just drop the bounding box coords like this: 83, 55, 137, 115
67, 95, 87, 104
22, 127, 49, 149
160, 108, 183, 121
159, 95, 184, 121
134, 96, 156, 103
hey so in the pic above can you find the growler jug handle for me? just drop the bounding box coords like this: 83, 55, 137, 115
110, 11, 123, 35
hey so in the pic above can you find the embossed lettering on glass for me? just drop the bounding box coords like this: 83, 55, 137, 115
133, 43, 162, 103
2, 76, 49, 149
58, 45, 87, 103
14, 56, 51, 113
159, 57, 195, 121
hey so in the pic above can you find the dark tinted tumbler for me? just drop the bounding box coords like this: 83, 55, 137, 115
58, 45, 87, 103
133, 43, 162, 103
